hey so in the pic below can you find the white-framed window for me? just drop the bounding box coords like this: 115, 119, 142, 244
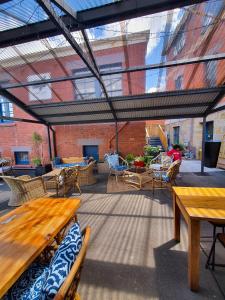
0, 97, 13, 123
74, 63, 122, 99
201, 2, 224, 35
173, 32, 185, 56
205, 60, 217, 87
175, 75, 183, 90
27, 73, 52, 101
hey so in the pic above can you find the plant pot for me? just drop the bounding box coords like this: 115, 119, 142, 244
134, 161, 145, 167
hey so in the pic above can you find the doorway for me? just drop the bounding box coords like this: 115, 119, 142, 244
83, 145, 99, 162
173, 126, 180, 144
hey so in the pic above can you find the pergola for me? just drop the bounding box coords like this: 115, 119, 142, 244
0, 0, 225, 173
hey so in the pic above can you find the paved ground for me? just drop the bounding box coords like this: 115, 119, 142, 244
0, 161, 225, 299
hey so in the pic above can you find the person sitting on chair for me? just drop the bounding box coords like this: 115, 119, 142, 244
167, 144, 182, 162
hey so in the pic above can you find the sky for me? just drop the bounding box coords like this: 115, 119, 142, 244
0, 0, 184, 93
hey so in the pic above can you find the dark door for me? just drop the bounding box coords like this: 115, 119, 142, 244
83, 145, 99, 162
14, 151, 29, 165
173, 126, 180, 144
205, 121, 214, 141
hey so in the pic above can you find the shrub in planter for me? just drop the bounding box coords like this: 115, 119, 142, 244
125, 153, 135, 165
144, 145, 160, 157
144, 155, 154, 166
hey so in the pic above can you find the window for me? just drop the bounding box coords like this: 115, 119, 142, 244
74, 63, 122, 99
14, 151, 29, 165
27, 73, 52, 101
205, 60, 217, 87
201, 2, 223, 35
175, 75, 183, 90
173, 126, 180, 144
173, 32, 185, 56
0, 97, 13, 123
205, 121, 214, 141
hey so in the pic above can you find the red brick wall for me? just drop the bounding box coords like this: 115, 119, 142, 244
0, 42, 147, 162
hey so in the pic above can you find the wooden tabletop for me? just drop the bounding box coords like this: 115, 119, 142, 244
0, 197, 80, 297
173, 187, 225, 220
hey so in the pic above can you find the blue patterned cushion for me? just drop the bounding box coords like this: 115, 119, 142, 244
3, 261, 48, 300
42, 222, 82, 299
162, 174, 170, 182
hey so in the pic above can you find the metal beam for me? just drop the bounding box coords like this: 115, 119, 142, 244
115, 122, 119, 153
40, 102, 210, 119
204, 87, 225, 115
50, 113, 204, 125
208, 104, 225, 114
201, 116, 206, 174
0, 0, 206, 48
36, 0, 117, 120
0, 115, 44, 124
0, 89, 47, 124
3, 53, 225, 90
47, 126, 52, 160
50, 127, 57, 157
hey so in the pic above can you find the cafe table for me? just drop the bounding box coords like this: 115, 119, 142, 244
172, 186, 225, 291
0, 197, 80, 298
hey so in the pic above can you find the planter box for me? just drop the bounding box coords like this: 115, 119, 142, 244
134, 161, 145, 168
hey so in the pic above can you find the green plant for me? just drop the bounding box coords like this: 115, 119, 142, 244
32, 157, 42, 167
125, 153, 135, 164
134, 156, 145, 162
144, 145, 160, 157
144, 155, 154, 165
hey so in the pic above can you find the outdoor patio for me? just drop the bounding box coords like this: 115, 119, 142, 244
0, 163, 225, 299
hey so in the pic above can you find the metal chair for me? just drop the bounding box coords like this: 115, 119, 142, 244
206, 233, 225, 270
105, 154, 128, 182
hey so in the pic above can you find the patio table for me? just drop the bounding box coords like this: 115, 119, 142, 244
172, 187, 225, 291
0, 197, 80, 298
123, 167, 153, 190
42, 168, 61, 179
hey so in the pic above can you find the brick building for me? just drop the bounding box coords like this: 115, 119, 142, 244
164, 2, 225, 158
0, 32, 149, 165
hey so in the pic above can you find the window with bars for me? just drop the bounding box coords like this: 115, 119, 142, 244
0, 97, 13, 123
74, 63, 122, 99
175, 75, 183, 90
205, 60, 217, 87
201, 2, 224, 35
173, 32, 185, 56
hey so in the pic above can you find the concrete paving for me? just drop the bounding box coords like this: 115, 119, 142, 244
0, 163, 225, 299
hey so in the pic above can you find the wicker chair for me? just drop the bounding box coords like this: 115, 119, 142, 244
44, 167, 81, 197
152, 159, 181, 193
54, 226, 91, 300
0, 175, 51, 206
77, 161, 96, 186
105, 154, 128, 182
148, 152, 173, 171
0, 158, 14, 176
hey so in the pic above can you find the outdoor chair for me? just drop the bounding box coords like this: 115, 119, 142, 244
148, 152, 173, 171
0, 175, 51, 206
105, 154, 128, 182
152, 159, 181, 193
206, 233, 225, 270
0, 158, 14, 176
77, 161, 96, 186
45, 167, 81, 196
3, 223, 91, 300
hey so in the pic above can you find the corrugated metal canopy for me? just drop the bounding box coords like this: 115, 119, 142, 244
28, 87, 225, 125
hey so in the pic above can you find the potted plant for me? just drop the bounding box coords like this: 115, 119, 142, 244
144, 145, 160, 157
134, 156, 145, 167
31, 132, 45, 176
125, 153, 135, 166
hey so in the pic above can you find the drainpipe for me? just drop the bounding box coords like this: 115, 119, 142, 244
109, 121, 129, 151
47, 125, 52, 161
201, 116, 206, 174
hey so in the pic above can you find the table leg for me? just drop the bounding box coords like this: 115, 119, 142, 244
173, 193, 180, 241
188, 219, 200, 291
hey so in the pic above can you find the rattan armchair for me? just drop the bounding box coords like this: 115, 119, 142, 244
0, 175, 51, 206
54, 226, 91, 300
0, 158, 14, 176
152, 159, 181, 193
44, 167, 81, 197
77, 161, 96, 186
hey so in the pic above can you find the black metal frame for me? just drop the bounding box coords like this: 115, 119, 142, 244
0, 0, 207, 48
3, 54, 225, 90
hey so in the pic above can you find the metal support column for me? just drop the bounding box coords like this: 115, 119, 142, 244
201, 116, 206, 174
47, 126, 52, 160
115, 122, 119, 153
50, 127, 57, 158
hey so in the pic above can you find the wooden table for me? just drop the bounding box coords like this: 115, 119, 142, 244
172, 187, 225, 291
0, 197, 80, 298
